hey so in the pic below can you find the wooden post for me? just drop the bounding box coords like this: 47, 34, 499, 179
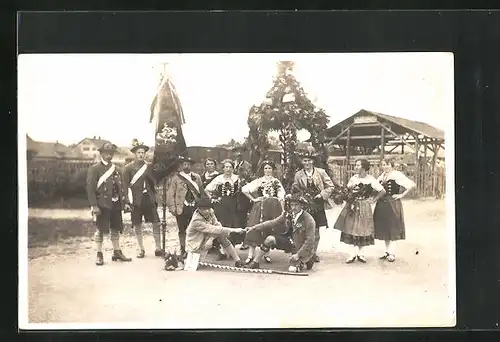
161, 177, 167, 251
423, 139, 428, 196
414, 135, 420, 197
431, 143, 439, 198
380, 125, 385, 162
345, 127, 351, 185
401, 143, 404, 154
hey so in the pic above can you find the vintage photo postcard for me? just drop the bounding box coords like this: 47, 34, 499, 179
18, 52, 455, 329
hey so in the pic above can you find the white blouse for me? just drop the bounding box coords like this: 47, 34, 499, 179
242, 176, 285, 200
205, 174, 239, 194
347, 174, 384, 192
378, 170, 416, 190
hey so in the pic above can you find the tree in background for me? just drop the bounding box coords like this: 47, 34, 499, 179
247, 61, 330, 191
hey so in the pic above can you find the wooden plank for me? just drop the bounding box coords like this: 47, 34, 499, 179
414, 135, 420, 194
337, 134, 396, 140
380, 126, 385, 161
345, 127, 351, 184
326, 122, 355, 147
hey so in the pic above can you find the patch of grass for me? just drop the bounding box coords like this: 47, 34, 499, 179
28, 214, 177, 248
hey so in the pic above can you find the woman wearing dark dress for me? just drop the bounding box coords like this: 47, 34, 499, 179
241, 160, 285, 264
201, 158, 220, 188
205, 159, 244, 258
334, 159, 386, 263
201, 158, 222, 256
373, 159, 416, 262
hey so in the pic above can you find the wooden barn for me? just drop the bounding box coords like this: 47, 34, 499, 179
324, 109, 446, 198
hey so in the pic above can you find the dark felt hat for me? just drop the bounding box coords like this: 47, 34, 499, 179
98, 142, 118, 153
178, 155, 196, 164
196, 197, 213, 209
130, 140, 150, 153
298, 151, 318, 160
287, 193, 309, 205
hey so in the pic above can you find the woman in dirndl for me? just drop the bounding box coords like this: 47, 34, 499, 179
334, 159, 386, 263
201, 158, 220, 188
201, 158, 222, 255
373, 159, 416, 262
241, 160, 285, 264
205, 159, 244, 259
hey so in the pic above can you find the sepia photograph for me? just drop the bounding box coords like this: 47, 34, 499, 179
18, 52, 455, 329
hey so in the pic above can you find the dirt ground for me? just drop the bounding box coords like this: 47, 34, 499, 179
23, 198, 455, 329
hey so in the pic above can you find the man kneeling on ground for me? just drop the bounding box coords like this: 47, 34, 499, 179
245, 193, 316, 273
185, 197, 246, 268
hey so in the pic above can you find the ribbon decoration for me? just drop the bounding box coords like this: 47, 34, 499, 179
198, 262, 309, 276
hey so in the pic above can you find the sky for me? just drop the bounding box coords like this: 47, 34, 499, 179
18, 53, 454, 148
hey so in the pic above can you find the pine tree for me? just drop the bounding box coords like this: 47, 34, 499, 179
248, 61, 330, 191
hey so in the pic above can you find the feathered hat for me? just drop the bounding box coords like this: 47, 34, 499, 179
130, 139, 150, 153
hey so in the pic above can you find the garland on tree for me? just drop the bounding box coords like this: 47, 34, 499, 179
247, 61, 330, 192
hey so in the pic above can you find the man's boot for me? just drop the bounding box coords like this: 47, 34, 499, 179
155, 249, 165, 257
112, 250, 132, 262
95, 252, 104, 266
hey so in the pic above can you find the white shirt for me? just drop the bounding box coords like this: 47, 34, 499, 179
293, 210, 304, 225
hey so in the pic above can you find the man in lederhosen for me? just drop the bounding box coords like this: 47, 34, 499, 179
291, 152, 334, 263
231, 145, 253, 250
86, 142, 132, 266
123, 140, 164, 259
166, 156, 204, 260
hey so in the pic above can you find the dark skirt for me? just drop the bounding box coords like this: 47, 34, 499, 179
310, 208, 328, 228
245, 197, 283, 246
214, 195, 239, 228
373, 196, 406, 241
340, 233, 374, 247
215, 195, 246, 246
334, 199, 375, 246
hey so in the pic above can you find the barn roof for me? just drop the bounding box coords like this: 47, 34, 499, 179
326, 109, 445, 141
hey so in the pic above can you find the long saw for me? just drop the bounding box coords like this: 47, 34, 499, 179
198, 262, 309, 276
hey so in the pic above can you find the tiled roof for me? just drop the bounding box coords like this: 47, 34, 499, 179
27, 135, 88, 159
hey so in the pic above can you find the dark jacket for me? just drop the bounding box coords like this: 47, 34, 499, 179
250, 210, 316, 263
86, 161, 128, 210
122, 160, 157, 208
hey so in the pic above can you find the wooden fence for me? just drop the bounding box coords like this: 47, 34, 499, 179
327, 159, 445, 199
26, 149, 445, 207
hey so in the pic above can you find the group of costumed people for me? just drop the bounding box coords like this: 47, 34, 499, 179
86, 141, 416, 273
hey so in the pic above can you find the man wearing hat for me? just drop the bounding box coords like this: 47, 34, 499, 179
86, 142, 132, 266
291, 151, 335, 263
123, 140, 163, 258
166, 155, 204, 259
185, 197, 246, 268
245, 193, 316, 273
231, 145, 253, 250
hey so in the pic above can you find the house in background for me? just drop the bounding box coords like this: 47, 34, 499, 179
71, 136, 110, 160
26, 135, 89, 162
70, 136, 134, 164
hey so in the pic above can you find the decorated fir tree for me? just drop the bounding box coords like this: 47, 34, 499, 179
248, 61, 330, 192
